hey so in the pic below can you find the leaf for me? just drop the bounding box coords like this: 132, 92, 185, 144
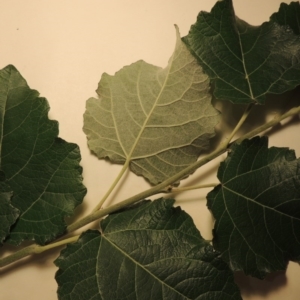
0, 65, 87, 245
270, 1, 300, 35
83, 26, 220, 185
207, 136, 300, 279
55, 199, 242, 300
0, 180, 19, 244
183, 0, 300, 104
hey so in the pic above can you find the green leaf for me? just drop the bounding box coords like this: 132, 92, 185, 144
183, 0, 300, 104
55, 199, 242, 300
270, 1, 300, 35
0, 180, 19, 244
207, 136, 300, 279
83, 26, 220, 185
0, 65, 87, 245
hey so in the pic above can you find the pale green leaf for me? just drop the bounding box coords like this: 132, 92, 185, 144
83, 26, 220, 184
55, 199, 242, 300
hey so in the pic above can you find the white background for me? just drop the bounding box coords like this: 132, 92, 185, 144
0, 1, 299, 299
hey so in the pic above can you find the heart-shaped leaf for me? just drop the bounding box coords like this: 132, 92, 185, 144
207, 137, 300, 278
55, 199, 242, 299
83, 26, 220, 185
0, 65, 87, 245
183, 0, 300, 104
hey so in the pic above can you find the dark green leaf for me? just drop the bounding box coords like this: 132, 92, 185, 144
0, 180, 19, 244
55, 199, 241, 300
0, 65, 86, 245
207, 136, 300, 278
271, 2, 300, 35
183, 0, 300, 104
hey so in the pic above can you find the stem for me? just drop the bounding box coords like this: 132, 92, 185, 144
164, 183, 219, 193
93, 160, 130, 211
67, 147, 228, 233
34, 235, 79, 253
0, 235, 79, 268
67, 105, 300, 233
223, 103, 254, 147
2, 105, 299, 268
236, 105, 300, 143
0, 245, 36, 268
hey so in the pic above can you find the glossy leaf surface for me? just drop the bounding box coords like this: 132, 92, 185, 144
271, 1, 300, 34
55, 199, 242, 299
0, 181, 18, 244
0, 65, 86, 245
207, 137, 300, 278
183, 0, 300, 104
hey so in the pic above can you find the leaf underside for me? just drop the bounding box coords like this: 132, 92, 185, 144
55, 199, 242, 300
0, 65, 87, 245
183, 0, 300, 104
207, 137, 300, 279
83, 26, 220, 185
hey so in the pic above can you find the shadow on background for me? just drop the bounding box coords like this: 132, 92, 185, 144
210, 84, 300, 153
234, 269, 287, 298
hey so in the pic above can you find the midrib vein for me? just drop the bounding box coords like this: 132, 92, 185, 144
237, 32, 255, 100
126, 58, 174, 161
19, 146, 69, 218
102, 235, 191, 299
110, 81, 128, 157
223, 185, 300, 221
